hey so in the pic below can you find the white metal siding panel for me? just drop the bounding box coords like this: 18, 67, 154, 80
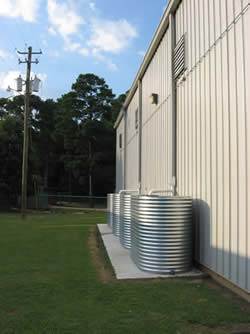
222, 29, 231, 280
236, 11, 247, 290
175, 0, 250, 292
126, 138, 139, 189
126, 89, 139, 144
228, 9, 238, 286
242, 1, 250, 292
126, 89, 139, 190
141, 28, 172, 194
242, 3, 250, 291
216, 22, 224, 277
116, 119, 124, 192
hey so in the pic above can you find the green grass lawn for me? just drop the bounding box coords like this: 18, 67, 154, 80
0, 211, 249, 334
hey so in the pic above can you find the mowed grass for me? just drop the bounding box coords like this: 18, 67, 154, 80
0, 211, 249, 334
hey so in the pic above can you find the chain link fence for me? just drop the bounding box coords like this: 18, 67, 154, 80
37, 193, 107, 209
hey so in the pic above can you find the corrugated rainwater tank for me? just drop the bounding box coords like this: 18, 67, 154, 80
120, 193, 132, 249
131, 195, 193, 274
107, 193, 114, 228
112, 194, 121, 237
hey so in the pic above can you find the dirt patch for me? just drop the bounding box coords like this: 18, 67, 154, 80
189, 279, 204, 284
7, 312, 16, 317
88, 225, 114, 283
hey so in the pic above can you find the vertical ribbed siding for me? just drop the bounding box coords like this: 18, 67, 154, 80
175, 0, 250, 292
125, 89, 139, 189
141, 28, 172, 194
116, 119, 125, 192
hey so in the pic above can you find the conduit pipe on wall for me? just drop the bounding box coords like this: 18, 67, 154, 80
148, 177, 176, 195
119, 190, 139, 194
148, 188, 174, 196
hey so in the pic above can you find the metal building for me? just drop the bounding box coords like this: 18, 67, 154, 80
115, 0, 250, 297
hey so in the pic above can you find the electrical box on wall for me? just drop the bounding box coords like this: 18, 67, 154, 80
149, 93, 158, 105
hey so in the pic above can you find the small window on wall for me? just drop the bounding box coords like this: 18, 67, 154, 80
119, 134, 122, 149
135, 108, 138, 130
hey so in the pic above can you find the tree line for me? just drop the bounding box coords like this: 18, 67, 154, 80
0, 73, 126, 206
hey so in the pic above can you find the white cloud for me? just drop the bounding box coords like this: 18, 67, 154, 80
0, 0, 39, 22
0, 49, 8, 59
91, 48, 118, 71
63, 40, 90, 57
137, 50, 146, 57
33, 72, 47, 83
64, 42, 81, 52
0, 71, 21, 93
89, 2, 95, 10
88, 19, 137, 54
47, 0, 84, 40
79, 48, 89, 56
46, 1, 135, 70
48, 26, 57, 36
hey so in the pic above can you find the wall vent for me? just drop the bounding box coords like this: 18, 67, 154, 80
174, 34, 186, 79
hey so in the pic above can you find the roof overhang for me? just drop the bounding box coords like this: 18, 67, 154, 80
114, 0, 180, 129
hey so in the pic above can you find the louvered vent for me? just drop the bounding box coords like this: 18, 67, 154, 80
174, 34, 186, 79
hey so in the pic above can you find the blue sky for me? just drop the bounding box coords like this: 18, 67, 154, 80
0, 0, 168, 100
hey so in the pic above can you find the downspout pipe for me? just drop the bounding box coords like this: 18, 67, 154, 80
170, 13, 177, 196
124, 107, 127, 190
138, 79, 142, 194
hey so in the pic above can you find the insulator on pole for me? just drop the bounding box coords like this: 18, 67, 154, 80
16, 75, 23, 92
32, 75, 41, 92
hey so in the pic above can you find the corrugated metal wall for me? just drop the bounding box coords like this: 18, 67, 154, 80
175, 0, 250, 292
141, 27, 173, 194
116, 118, 125, 192
116, 0, 250, 293
125, 89, 139, 189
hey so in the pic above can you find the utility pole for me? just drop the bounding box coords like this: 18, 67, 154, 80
17, 46, 42, 219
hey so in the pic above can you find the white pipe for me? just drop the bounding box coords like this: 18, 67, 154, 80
119, 189, 139, 194
148, 187, 174, 196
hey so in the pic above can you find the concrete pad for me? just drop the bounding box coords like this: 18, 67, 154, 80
98, 224, 204, 280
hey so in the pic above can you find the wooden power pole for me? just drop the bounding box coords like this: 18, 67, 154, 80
18, 46, 42, 219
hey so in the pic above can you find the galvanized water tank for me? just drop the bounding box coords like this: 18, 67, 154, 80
107, 193, 114, 228
112, 194, 121, 236
131, 195, 193, 274
120, 193, 132, 249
